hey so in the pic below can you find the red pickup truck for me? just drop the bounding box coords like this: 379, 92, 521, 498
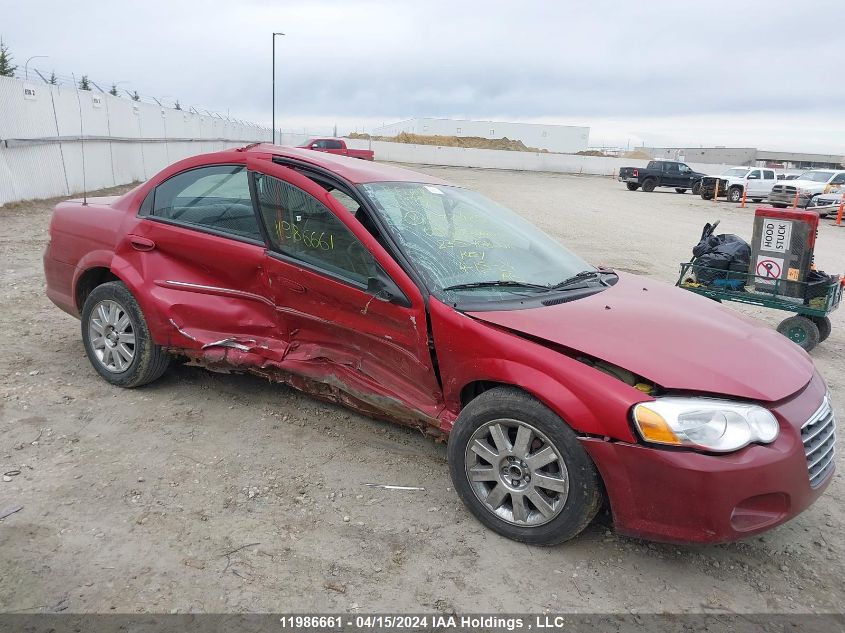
298, 138, 374, 161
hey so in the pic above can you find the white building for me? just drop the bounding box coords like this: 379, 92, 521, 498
371, 118, 589, 153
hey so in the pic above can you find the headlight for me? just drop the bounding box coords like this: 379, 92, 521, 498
632, 397, 779, 453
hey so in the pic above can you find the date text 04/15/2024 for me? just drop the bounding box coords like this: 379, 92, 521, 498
277, 615, 581, 630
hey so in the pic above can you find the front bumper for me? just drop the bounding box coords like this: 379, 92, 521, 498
808, 199, 842, 215
768, 191, 813, 207
581, 371, 834, 544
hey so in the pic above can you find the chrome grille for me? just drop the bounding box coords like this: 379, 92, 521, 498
801, 395, 836, 488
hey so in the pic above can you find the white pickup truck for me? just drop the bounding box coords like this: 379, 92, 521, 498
699, 167, 778, 202
768, 169, 845, 208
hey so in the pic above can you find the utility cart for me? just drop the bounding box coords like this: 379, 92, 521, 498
677, 263, 842, 351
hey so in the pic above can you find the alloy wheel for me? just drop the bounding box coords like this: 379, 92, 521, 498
87, 300, 136, 372
465, 419, 569, 526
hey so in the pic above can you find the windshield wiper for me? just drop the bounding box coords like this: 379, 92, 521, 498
442, 280, 553, 293
552, 269, 611, 290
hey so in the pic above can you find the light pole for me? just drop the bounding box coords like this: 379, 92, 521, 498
25, 55, 48, 80
272, 32, 285, 144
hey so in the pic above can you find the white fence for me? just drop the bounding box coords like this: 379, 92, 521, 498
0, 75, 271, 205
342, 137, 731, 178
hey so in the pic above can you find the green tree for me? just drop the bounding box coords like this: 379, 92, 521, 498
109, 84, 119, 96
174, 100, 181, 110
49, 71, 57, 85
131, 90, 140, 101
79, 75, 91, 90
0, 38, 17, 77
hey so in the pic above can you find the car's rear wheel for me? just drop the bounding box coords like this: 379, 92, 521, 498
674, 188, 687, 194
728, 186, 743, 203
642, 178, 656, 192
81, 281, 170, 387
626, 182, 639, 191
447, 387, 602, 545
751, 198, 763, 203
772, 203, 787, 208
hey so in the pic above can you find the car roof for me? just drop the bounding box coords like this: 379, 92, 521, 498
243, 143, 451, 186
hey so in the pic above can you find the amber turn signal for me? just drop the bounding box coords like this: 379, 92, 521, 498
633, 405, 681, 445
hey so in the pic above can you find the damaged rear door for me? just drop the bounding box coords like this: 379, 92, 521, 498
131, 163, 287, 360
249, 160, 444, 427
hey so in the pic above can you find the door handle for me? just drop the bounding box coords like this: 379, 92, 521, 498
128, 235, 156, 252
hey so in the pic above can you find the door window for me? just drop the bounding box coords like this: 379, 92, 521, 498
747, 170, 761, 179
763, 170, 775, 180
145, 165, 261, 241
254, 174, 378, 285
325, 140, 344, 149
830, 173, 845, 185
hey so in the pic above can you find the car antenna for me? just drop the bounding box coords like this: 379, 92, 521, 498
72, 73, 88, 205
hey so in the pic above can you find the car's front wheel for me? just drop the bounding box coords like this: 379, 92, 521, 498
691, 180, 702, 196
81, 281, 170, 388
728, 186, 743, 203
447, 387, 602, 545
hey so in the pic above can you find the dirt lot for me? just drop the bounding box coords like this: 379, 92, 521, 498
1, 167, 843, 614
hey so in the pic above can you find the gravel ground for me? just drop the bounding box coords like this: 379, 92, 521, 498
0, 167, 843, 614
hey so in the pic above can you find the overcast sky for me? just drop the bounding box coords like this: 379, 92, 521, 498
3, 0, 844, 153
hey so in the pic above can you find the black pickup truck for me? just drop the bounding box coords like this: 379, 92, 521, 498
618, 160, 707, 194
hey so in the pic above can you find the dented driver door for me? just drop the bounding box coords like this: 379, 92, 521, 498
248, 158, 444, 427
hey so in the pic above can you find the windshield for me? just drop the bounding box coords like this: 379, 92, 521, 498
798, 171, 833, 183
722, 168, 749, 177
359, 182, 593, 301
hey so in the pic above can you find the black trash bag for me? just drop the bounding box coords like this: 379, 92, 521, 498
805, 269, 840, 302
691, 221, 750, 286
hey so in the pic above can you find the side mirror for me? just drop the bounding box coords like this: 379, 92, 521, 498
366, 269, 411, 308
311, 143, 320, 149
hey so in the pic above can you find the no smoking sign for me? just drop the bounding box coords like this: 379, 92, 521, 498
756, 255, 784, 281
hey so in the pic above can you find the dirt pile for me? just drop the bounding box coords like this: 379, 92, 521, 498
348, 131, 548, 153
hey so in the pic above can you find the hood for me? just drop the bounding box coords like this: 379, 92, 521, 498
467, 273, 814, 402
780, 179, 828, 191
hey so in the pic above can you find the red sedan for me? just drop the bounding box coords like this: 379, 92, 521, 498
43, 144, 835, 544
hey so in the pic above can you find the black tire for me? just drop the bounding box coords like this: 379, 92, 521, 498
674, 188, 687, 194
642, 178, 657, 193
776, 316, 820, 351
810, 316, 832, 343
751, 198, 763, 203
700, 191, 714, 200
691, 181, 702, 196
728, 186, 743, 203
772, 203, 787, 209
626, 182, 639, 191
81, 281, 170, 388
447, 386, 602, 545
